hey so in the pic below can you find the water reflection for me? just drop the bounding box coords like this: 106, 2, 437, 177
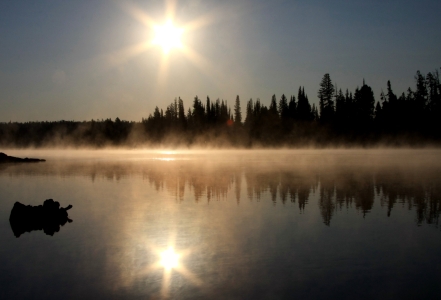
1, 152, 440, 227
1, 151, 441, 299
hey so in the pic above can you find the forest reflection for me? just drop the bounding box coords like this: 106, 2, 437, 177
1, 155, 440, 227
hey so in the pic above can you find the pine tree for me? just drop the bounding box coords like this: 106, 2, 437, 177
353, 81, 375, 129
278, 94, 289, 120
206, 96, 212, 125
318, 74, 335, 123
335, 89, 345, 128
374, 101, 382, 123
234, 95, 242, 124
178, 97, 186, 130
288, 95, 297, 120
269, 94, 278, 116
244, 98, 254, 128
297, 86, 312, 121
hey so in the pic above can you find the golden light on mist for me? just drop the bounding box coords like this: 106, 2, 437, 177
154, 158, 176, 161
152, 20, 183, 54
160, 247, 180, 270
160, 150, 177, 155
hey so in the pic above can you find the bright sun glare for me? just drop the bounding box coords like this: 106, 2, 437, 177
152, 20, 183, 54
116, 2, 212, 86
160, 247, 180, 270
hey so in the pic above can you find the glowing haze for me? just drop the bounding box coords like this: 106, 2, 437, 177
0, 0, 440, 122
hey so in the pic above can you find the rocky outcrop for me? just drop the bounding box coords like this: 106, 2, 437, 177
9, 199, 73, 237
0, 152, 46, 163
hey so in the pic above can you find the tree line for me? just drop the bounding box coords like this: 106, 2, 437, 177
1, 69, 440, 147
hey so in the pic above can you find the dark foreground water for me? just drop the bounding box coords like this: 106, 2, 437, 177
0, 150, 440, 300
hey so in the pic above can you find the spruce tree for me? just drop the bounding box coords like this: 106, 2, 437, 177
269, 94, 278, 116
353, 81, 375, 129
288, 95, 297, 120
318, 74, 335, 123
234, 95, 242, 124
244, 98, 254, 130
178, 97, 186, 130
297, 86, 312, 121
278, 94, 289, 120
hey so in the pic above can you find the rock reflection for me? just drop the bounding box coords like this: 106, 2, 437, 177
9, 199, 73, 237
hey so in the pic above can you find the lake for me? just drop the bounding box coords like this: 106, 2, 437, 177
0, 149, 440, 299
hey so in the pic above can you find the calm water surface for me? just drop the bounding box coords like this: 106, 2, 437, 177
0, 150, 440, 299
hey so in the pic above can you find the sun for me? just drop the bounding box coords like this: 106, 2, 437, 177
114, 2, 214, 86
152, 20, 183, 54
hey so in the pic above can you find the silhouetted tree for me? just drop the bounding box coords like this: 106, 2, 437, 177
426, 70, 441, 137
318, 73, 335, 124
244, 98, 254, 129
178, 97, 187, 130
412, 71, 429, 132
279, 94, 290, 132
353, 81, 375, 131
297, 87, 312, 122
288, 95, 297, 120
190, 96, 205, 132
234, 95, 242, 125
269, 94, 279, 117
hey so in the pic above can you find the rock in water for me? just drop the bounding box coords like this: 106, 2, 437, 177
9, 199, 73, 237
0, 152, 46, 163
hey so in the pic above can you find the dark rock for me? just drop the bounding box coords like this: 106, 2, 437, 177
9, 199, 73, 237
0, 152, 46, 163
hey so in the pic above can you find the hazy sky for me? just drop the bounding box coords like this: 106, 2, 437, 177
1, 0, 440, 122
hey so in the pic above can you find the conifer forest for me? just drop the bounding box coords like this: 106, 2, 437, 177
1, 70, 440, 148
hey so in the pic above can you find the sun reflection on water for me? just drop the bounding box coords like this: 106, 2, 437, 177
160, 247, 180, 270
154, 157, 176, 161
133, 241, 203, 299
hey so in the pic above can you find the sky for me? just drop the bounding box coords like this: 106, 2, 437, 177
0, 0, 440, 122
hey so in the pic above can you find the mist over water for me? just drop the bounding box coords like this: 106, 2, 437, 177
0, 149, 440, 299
2, 149, 440, 227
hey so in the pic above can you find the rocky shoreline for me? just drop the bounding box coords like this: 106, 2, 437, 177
0, 152, 46, 163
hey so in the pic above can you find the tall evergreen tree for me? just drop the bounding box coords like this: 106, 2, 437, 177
318, 74, 335, 123
269, 94, 278, 116
178, 97, 186, 130
191, 96, 205, 130
427, 70, 440, 110
206, 96, 212, 125
415, 71, 428, 108
234, 95, 242, 124
278, 94, 289, 120
254, 98, 262, 117
426, 69, 441, 137
297, 86, 312, 121
353, 81, 375, 130
288, 95, 297, 120
334, 89, 345, 128
244, 98, 254, 128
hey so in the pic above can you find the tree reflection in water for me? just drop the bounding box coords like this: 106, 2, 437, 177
3, 153, 440, 228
